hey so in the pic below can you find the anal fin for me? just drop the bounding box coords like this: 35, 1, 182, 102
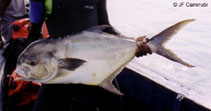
98, 67, 124, 95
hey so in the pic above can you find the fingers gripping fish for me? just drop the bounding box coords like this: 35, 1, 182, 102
16, 19, 195, 95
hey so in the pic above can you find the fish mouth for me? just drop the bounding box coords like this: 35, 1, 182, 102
16, 66, 31, 78
15, 61, 59, 83
16, 67, 44, 82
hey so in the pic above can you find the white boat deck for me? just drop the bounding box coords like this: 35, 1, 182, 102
127, 58, 211, 110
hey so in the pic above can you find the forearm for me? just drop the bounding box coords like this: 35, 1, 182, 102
97, 0, 109, 25
28, 0, 45, 42
97, 0, 119, 35
29, 0, 45, 24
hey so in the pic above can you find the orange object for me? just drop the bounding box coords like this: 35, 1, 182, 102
8, 71, 41, 106
12, 18, 49, 39
8, 18, 48, 108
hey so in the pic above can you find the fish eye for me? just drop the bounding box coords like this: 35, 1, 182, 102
29, 58, 37, 66
30, 60, 36, 65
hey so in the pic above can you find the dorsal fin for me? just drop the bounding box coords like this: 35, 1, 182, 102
85, 25, 112, 33
85, 25, 121, 35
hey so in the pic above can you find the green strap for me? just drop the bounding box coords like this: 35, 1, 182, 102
44, 0, 52, 15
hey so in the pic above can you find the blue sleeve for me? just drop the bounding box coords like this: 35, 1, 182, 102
29, 0, 45, 23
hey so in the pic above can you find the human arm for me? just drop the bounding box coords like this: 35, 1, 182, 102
27, 0, 45, 43
97, 0, 120, 35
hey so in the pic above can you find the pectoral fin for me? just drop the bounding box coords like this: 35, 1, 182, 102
58, 58, 86, 71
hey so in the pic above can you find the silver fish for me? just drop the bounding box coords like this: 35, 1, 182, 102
16, 19, 195, 95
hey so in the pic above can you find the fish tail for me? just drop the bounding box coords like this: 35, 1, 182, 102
147, 19, 195, 67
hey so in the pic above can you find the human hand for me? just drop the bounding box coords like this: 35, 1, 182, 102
135, 36, 152, 57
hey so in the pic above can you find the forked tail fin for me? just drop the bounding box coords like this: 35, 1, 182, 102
147, 19, 195, 67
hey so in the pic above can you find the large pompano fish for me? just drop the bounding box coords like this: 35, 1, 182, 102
16, 19, 195, 95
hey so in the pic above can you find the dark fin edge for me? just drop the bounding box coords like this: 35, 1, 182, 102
148, 19, 196, 67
